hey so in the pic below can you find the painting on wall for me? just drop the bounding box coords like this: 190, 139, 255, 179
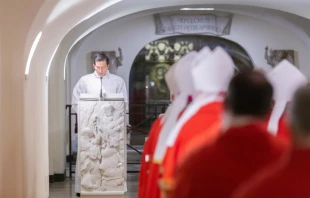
265, 46, 296, 68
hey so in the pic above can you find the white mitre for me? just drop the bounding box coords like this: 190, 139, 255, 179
165, 65, 179, 97
267, 60, 307, 135
161, 65, 178, 124
190, 46, 211, 75
173, 48, 210, 96
153, 51, 198, 163
166, 46, 235, 147
192, 46, 235, 94
161, 52, 197, 124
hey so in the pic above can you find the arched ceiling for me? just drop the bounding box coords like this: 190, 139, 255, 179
27, 0, 310, 77
57, 1, 310, 78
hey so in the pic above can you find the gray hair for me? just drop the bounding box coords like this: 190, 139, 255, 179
289, 86, 310, 134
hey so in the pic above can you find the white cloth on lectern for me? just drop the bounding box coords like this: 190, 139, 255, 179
72, 71, 128, 113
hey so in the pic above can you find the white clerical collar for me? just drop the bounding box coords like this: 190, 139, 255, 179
94, 70, 110, 79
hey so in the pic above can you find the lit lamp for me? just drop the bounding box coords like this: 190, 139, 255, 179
159, 55, 165, 62
158, 42, 167, 62
157, 42, 166, 51
172, 42, 181, 61
145, 44, 151, 61
144, 40, 194, 62
188, 43, 194, 51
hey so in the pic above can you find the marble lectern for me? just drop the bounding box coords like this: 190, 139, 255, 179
78, 94, 127, 198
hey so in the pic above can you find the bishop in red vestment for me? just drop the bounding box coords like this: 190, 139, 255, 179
160, 101, 223, 195
234, 86, 310, 198
138, 116, 163, 198
234, 149, 310, 198
266, 60, 308, 146
160, 47, 235, 197
143, 51, 199, 198
143, 123, 164, 198
171, 72, 285, 198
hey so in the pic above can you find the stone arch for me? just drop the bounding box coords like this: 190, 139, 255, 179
129, 35, 254, 105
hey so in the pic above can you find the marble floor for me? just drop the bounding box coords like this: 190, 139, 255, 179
49, 146, 142, 198
49, 174, 138, 198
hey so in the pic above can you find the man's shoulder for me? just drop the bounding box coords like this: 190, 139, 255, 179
80, 73, 93, 81
109, 73, 125, 82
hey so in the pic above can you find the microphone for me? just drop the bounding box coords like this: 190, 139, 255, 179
100, 77, 103, 100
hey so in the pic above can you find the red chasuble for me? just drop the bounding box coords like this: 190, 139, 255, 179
235, 149, 310, 198
181, 120, 221, 163
138, 117, 163, 198
143, 119, 166, 198
145, 107, 189, 198
160, 101, 223, 197
141, 105, 189, 198
170, 123, 285, 198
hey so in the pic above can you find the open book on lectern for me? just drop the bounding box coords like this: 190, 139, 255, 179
79, 93, 124, 101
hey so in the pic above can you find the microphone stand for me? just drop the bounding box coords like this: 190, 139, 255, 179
100, 77, 103, 101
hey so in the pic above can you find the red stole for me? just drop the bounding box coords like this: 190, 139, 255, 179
160, 101, 223, 197
138, 117, 163, 198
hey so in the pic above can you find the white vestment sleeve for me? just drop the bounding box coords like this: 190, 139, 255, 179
117, 79, 128, 112
72, 78, 87, 113
117, 79, 129, 126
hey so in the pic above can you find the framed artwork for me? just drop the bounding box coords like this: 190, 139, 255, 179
265, 47, 297, 68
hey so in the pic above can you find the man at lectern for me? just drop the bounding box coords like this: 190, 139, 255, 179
72, 53, 128, 197
72, 53, 128, 113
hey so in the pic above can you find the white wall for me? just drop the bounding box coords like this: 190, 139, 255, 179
68, 13, 310, 97
48, 51, 67, 176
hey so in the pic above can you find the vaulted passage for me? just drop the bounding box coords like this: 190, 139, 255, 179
2, 1, 310, 198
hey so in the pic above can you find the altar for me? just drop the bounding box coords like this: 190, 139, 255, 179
77, 94, 127, 198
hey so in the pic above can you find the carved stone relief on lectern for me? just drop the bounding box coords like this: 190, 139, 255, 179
79, 101, 126, 192
91, 48, 123, 75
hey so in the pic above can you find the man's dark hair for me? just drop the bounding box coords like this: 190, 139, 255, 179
290, 86, 310, 134
93, 53, 110, 65
225, 71, 273, 118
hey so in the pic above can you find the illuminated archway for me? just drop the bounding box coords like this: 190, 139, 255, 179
129, 35, 254, 105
